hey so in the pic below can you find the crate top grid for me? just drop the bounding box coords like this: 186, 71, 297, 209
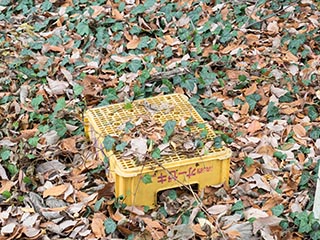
84, 94, 231, 176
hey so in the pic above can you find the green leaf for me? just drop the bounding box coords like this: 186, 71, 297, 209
244, 157, 254, 167
143, 0, 156, 9
103, 135, 116, 151
151, 148, 161, 159
272, 204, 284, 217
310, 127, 320, 140
298, 220, 312, 233
125, 122, 135, 133
23, 177, 32, 184
142, 174, 152, 184
115, 142, 128, 152
214, 136, 223, 149
54, 97, 66, 113
231, 200, 244, 212
28, 137, 39, 147
76, 20, 90, 36
131, 5, 146, 15
168, 190, 177, 200
31, 95, 44, 110
6, 164, 18, 176
2, 190, 11, 199
267, 101, 280, 122
41, 0, 52, 12
128, 60, 142, 73
246, 93, 261, 111
307, 105, 318, 121
163, 120, 176, 139
273, 151, 287, 161
73, 84, 84, 96
104, 218, 117, 234
299, 171, 310, 187
0, 149, 11, 161
164, 46, 173, 58
94, 197, 105, 212
53, 119, 67, 137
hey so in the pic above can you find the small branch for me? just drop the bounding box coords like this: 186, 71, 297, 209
149, 67, 191, 82
242, 3, 296, 30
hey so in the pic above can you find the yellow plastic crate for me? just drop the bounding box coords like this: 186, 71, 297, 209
84, 94, 231, 208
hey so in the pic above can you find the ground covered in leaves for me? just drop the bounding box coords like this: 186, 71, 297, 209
0, 0, 320, 239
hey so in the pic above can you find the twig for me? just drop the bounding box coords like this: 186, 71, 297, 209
149, 67, 191, 82
242, 0, 260, 29
242, 3, 296, 29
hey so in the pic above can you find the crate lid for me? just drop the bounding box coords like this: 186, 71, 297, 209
85, 94, 232, 175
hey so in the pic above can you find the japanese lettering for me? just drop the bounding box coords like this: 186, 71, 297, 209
156, 165, 213, 184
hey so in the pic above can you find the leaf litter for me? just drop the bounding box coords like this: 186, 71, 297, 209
0, 0, 319, 239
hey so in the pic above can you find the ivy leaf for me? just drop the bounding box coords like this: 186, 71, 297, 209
31, 95, 44, 110
164, 46, 173, 58
142, 174, 152, 184
128, 60, 142, 73
214, 136, 223, 149
73, 84, 84, 96
267, 101, 280, 122
163, 120, 176, 143
103, 135, 116, 151
115, 142, 128, 152
151, 148, 161, 159
76, 20, 90, 36
53, 119, 67, 137
0, 149, 11, 161
272, 204, 284, 217
244, 157, 254, 167
231, 200, 244, 212
104, 218, 117, 234
54, 97, 66, 113
307, 105, 318, 121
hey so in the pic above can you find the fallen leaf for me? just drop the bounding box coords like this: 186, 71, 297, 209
244, 83, 257, 96
43, 184, 69, 198
0, 180, 14, 194
127, 36, 140, 49
247, 120, 262, 134
293, 124, 306, 137
91, 213, 106, 238
47, 77, 69, 95
267, 21, 279, 34
191, 224, 207, 237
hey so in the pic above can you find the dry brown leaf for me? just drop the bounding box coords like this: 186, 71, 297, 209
112, 8, 123, 20
142, 217, 163, 230
191, 224, 207, 237
247, 120, 262, 134
242, 166, 256, 178
284, 51, 299, 63
226, 70, 249, 80
267, 21, 279, 34
91, 213, 106, 238
60, 137, 78, 153
245, 34, 260, 45
244, 83, 257, 96
0, 180, 14, 193
43, 184, 69, 198
225, 229, 241, 238
293, 124, 306, 137
207, 204, 229, 215
240, 102, 250, 115
127, 36, 140, 49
